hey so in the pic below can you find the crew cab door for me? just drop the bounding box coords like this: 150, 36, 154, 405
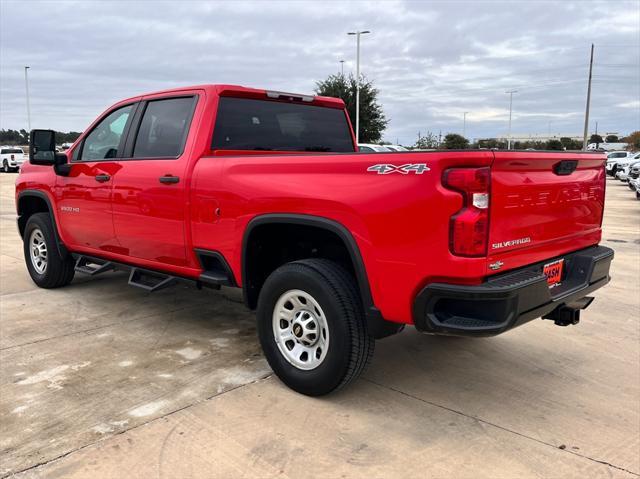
56, 102, 137, 251
110, 94, 199, 267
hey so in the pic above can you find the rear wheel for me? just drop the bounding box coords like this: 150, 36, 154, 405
23, 213, 75, 288
2, 160, 8, 173
257, 259, 374, 396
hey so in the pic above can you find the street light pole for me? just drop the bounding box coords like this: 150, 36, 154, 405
347, 30, 370, 143
506, 90, 517, 150
463, 111, 469, 138
582, 43, 595, 151
339, 60, 345, 77
24, 66, 32, 134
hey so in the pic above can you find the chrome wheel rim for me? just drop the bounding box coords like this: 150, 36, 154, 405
272, 289, 329, 370
29, 228, 48, 274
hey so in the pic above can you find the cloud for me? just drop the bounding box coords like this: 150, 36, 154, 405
0, 0, 638, 145
617, 100, 640, 109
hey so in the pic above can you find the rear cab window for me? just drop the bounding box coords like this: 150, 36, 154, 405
211, 97, 355, 152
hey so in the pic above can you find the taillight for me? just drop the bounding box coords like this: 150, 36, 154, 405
10, 155, 14, 160
443, 167, 490, 257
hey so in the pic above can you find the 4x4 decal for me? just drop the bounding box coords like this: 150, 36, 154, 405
367, 163, 430, 175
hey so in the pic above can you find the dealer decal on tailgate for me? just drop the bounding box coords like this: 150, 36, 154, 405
543, 259, 564, 287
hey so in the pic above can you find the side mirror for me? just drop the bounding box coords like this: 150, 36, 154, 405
29, 130, 56, 165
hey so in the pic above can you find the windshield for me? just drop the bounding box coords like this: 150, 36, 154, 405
2, 148, 23, 154
212, 97, 355, 152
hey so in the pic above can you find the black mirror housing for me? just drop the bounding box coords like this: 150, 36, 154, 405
29, 129, 57, 165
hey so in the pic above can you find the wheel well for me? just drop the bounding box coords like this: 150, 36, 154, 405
17, 195, 50, 238
243, 222, 362, 310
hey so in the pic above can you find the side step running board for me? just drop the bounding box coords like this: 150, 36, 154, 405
73, 254, 178, 293
71, 253, 233, 294
128, 268, 176, 292
75, 256, 116, 276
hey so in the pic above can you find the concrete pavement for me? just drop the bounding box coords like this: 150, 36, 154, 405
1, 172, 638, 478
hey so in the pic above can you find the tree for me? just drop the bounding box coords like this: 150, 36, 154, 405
605, 134, 619, 143
315, 74, 387, 143
0, 129, 81, 145
589, 134, 603, 145
413, 132, 438, 149
476, 138, 506, 149
546, 139, 564, 150
0, 129, 28, 144
560, 137, 582, 150
442, 133, 469, 149
622, 131, 640, 150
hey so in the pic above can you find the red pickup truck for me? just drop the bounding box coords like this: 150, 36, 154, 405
17, 84, 613, 396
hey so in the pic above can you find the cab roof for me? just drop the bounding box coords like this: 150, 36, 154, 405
120, 84, 345, 109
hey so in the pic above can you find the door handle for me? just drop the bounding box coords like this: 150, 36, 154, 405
159, 175, 179, 184
95, 174, 110, 182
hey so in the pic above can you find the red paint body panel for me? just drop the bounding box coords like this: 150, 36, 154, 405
15, 84, 608, 326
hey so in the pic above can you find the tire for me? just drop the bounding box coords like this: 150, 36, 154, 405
2, 160, 8, 173
257, 259, 374, 396
23, 212, 75, 288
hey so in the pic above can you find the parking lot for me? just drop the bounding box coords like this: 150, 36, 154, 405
0, 172, 638, 478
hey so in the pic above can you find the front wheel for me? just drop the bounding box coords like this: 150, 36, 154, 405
2, 160, 9, 173
23, 213, 75, 288
257, 259, 374, 396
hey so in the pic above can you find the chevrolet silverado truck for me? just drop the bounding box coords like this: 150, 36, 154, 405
16, 84, 613, 396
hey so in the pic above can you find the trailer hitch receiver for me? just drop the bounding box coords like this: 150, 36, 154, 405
543, 297, 595, 327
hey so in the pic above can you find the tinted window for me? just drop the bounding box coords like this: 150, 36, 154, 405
81, 104, 133, 161
358, 146, 374, 152
133, 97, 195, 158
212, 97, 355, 152
2, 148, 23, 154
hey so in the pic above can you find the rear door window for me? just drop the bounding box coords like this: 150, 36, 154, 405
133, 97, 196, 158
212, 97, 355, 152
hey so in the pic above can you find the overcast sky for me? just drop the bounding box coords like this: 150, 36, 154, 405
1, 0, 638, 145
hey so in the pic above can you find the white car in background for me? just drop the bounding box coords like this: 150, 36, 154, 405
384, 145, 409, 152
0, 146, 27, 173
617, 156, 640, 182
357, 143, 392, 152
614, 153, 640, 181
605, 151, 635, 177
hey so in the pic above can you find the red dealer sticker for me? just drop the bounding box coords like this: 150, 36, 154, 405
543, 259, 564, 287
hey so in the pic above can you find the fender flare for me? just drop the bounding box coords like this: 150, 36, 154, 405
17, 190, 70, 258
241, 214, 393, 336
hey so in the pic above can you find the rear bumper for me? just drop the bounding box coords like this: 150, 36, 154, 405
413, 245, 613, 336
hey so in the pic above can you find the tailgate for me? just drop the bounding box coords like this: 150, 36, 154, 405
487, 151, 606, 274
